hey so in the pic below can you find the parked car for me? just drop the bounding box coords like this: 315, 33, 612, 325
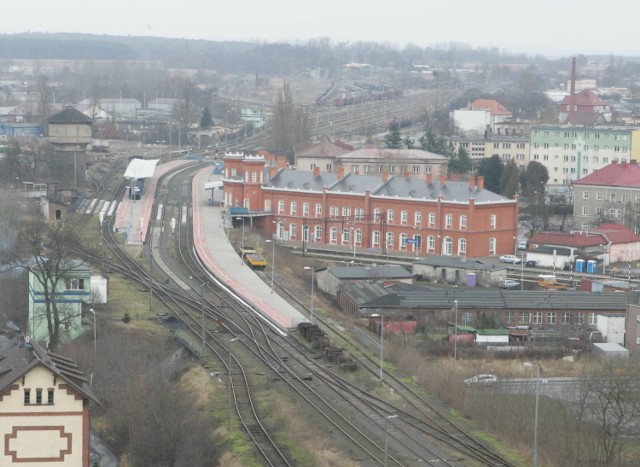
525, 260, 537, 267
500, 254, 522, 264
499, 279, 520, 289
464, 374, 498, 386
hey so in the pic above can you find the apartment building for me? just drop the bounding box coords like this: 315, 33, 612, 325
447, 135, 529, 168
572, 160, 640, 231
530, 125, 640, 186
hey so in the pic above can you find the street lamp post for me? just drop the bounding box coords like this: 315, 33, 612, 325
383, 414, 398, 467
266, 239, 275, 293
303, 267, 315, 323
371, 313, 384, 385
524, 362, 541, 467
89, 308, 96, 355
227, 337, 239, 430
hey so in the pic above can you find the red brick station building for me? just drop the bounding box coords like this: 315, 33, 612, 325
221, 152, 518, 257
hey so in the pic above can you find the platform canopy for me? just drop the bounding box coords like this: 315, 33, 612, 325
204, 180, 223, 190
124, 158, 160, 179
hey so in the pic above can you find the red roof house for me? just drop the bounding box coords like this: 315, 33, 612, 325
559, 89, 611, 124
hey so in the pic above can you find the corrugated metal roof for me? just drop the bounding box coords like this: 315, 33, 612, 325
124, 159, 160, 179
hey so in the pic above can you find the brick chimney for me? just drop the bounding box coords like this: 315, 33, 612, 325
403, 170, 410, 178
336, 165, 345, 179
439, 174, 446, 187
468, 176, 475, 190
426, 173, 433, 185
450, 173, 458, 181
382, 170, 389, 183
477, 175, 485, 190
313, 166, 320, 178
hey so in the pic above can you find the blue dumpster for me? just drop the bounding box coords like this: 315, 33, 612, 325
587, 260, 597, 274
575, 259, 585, 273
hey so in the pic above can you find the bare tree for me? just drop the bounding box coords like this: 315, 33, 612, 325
7, 216, 82, 349
269, 80, 309, 151
570, 362, 640, 464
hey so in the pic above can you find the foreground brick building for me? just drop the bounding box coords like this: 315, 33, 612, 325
222, 152, 518, 257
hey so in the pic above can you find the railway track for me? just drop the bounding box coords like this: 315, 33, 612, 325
264, 272, 516, 467
71, 157, 517, 465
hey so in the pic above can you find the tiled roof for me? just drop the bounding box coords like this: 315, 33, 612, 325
560, 89, 608, 107
415, 256, 504, 271
359, 288, 635, 312
337, 148, 447, 161
48, 106, 93, 124
529, 225, 640, 247
294, 140, 354, 158
469, 99, 512, 116
0, 338, 99, 405
328, 265, 412, 280
264, 170, 512, 204
594, 224, 640, 244
573, 161, 640, 187
529, 231, 605, 248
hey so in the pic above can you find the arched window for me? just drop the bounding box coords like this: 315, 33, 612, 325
489, 237, 496, 255
314, 225, 322, 241
386, 232, 394, 249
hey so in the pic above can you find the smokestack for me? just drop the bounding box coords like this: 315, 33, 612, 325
477, 176, 485, 190
313, 166, 320, 178
336, 166, 345, 179
469, 176, 475, 190
426, 173, 433, 185
439, 174, 446, 187
382, 170, 389, 183
569, 57, 576, 124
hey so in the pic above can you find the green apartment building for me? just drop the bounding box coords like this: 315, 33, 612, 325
530, 125, 640, 186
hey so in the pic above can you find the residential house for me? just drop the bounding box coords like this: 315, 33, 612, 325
572, 160, 640, 231
29, 260, 92, 346
559, 89, 612, 125
222, 152, 519, 258
0, 338, 98, 466
450, 99, 513, 135
447, 135, 529, 168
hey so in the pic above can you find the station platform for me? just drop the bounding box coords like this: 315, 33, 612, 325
192, 168, 309, 330
113, 160, 196, 244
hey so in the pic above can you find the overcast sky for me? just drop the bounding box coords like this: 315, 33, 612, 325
9, 0, 640, 58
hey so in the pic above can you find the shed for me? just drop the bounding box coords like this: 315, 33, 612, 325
413, 256, 506, 287
317, 265, 412, 297
592, 342, 629, 361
